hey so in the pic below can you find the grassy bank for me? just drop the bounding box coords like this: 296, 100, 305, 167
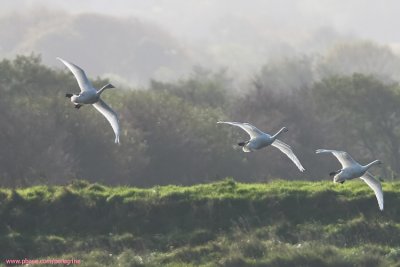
1, 179, 400, 266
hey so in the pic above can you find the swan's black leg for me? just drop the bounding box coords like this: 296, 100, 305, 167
339, 181, 345, 184
74, 104, 82, 109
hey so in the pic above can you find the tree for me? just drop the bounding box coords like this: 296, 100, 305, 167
312, 74, 400, 178
316, 41, 400, 82
118, 90, 246, 185
0, 55, 77, 186
149, 66, 233, 109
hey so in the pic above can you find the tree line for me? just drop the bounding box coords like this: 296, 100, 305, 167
1, 42, 400, 186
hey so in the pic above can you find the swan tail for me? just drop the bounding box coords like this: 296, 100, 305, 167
238, 141, 251, 152
242, 146, 251, 152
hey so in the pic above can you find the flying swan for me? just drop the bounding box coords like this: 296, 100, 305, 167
57, 57, 120, 144
316, 149, 383, 211
218, 121, 305, 172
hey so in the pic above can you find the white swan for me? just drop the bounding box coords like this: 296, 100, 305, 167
316, 149, 383, 211
218, 121, 305, 172
57, 57, 120, 144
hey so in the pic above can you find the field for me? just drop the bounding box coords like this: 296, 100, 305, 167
1, 179, 400, 266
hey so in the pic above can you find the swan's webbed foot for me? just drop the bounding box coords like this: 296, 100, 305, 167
329, 170, 341, 177
66, 93, 73, 98
238, 141, 248, 147
74, 104, 82, 109
339, 180, 345, 184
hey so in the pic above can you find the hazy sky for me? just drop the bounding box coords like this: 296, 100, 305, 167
4, 0, 400, 42
2, 0, 400, 85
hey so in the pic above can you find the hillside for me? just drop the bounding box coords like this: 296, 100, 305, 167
1, 179, 400, 266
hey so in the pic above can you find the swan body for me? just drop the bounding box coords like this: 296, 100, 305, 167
316, 149, 383, 211
218, 121, 305, 172
58, 57, 120, 144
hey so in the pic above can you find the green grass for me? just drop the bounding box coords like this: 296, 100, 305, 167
1, 178, 400, 266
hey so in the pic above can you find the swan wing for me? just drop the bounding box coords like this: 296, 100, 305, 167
316, 149, 358, 168
92, 99, 120, 144
57, 57, 95, 93
217, 121, 264, 138
272, 139, 305, 172
360, 172, 384, 211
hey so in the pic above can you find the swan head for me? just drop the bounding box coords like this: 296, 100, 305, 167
103, 83, 115, 89
281, 127, 288, 133
97, 83, 116, 95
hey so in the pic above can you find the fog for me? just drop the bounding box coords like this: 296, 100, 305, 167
2, 1, 400, 186
1, 0, 400, 86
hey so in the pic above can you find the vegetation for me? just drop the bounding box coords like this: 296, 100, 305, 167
2, 45, 400, 265
2, 10, 400, 266
2, 51, 400, 186
1, 179, 400, 266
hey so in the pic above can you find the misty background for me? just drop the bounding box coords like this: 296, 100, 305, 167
3, 0, 400, 86
2, 0, 400, 186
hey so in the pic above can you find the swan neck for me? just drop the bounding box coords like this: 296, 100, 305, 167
96, 87, 107, 96
97, 84, 112, 96
364, 160, 380, 170
272, 127, 286, 139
